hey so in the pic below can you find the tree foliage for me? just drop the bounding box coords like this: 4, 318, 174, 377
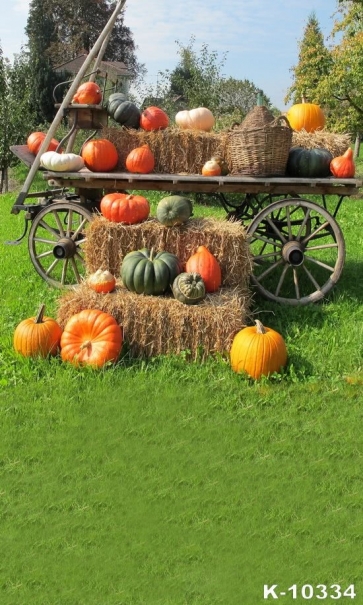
0, 46, 36, 192
315, 2, 363, 133
285, 12, 331, 105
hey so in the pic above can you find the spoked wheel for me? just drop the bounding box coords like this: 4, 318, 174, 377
28, 201, 94, 288
247, 198, 345, 305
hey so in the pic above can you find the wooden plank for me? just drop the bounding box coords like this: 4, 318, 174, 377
45, 173, 363, 197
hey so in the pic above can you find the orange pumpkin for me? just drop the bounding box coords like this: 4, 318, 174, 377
230, 320, 287, 380
125, 144, 155, 174
60, 309, 123, 367
87, 269, 116, 294
140, 106, 169, 130
27, 132, 60, 155
100, 192, 150, 224
72, 81, 102, 105
13, 304, 63, 358
202, 158, 222, 176
81, 139, 118, 172
330, 148, 355, 178
185, 245, 222, 293
286, 100, 325, 133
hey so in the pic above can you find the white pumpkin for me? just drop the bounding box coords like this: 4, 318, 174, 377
175, 107, 215, 131
40, 151, 85, 172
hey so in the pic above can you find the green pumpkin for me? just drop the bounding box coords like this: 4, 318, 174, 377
106, 94, 141, 128
286, 147, 333, 178
172, 272, 206, 305
121, 248, 182, 295
156, 195, 193, 227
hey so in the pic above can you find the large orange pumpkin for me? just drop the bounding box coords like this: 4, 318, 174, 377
60, 309, 123, 367
286, 101, 325, 133
13, 304, 63, 358
125, 144, 155, 174
230, 320, 287, 379
72, 81, 102, 105
27, 132, 60, 155
100, 192, 150, 224
185, 245, 221, 293
81, 139, 118, 172
140, 106, 169, 130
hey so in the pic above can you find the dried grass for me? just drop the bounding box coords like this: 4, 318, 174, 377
101, 126, 228, 174
84, 216, 252, 289
292, 129, 351, 157
56, 283, 251, 359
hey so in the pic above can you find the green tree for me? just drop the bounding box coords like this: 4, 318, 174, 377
285, 11, 332, 105
0, 47, 36, 192
315, 2, 363, 137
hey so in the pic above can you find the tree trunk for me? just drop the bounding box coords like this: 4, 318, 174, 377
354, 133, 361, 158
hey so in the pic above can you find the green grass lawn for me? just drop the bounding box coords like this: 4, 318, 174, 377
1, 164, 363, 604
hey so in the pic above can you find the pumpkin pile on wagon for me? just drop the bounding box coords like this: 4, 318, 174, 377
18, 81, 356, 378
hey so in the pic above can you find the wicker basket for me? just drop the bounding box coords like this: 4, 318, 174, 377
227, 115, 293, 177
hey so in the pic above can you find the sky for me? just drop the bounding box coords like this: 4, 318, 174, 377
0, 0, 339, 111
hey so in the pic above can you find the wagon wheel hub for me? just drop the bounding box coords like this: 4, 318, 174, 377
53, 237, 77, 259
282, 240, 304, 267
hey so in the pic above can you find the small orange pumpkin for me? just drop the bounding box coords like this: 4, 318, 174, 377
125, 144, 155, 174
13, 304, 63, 357
100, 192, 150, 224
230, 320, 287, 380
72, 81, 102, 105
140, 106, 169, 130
202, 158, 222, 176
81, 139, 118, 172
87, 269, 116, 293
185, 245, 222, 293
60, 309, 123, 368
330, 148, 355, 178
27, 132, 60, 155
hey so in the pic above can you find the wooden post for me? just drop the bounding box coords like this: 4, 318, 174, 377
12, 0, 127, 213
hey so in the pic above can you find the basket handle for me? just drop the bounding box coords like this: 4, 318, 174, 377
272, 115, 292, 129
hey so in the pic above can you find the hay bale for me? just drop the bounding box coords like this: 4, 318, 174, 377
292, 130, 351, 157
84, 216, 252, 290
101, 126, 228, 174
56, 283, 250, 359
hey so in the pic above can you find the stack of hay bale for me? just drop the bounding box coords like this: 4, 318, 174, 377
57, 216, 253, 360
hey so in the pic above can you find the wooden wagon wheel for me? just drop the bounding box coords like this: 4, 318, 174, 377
28, 200, 94, 288
246, 198, 345, 305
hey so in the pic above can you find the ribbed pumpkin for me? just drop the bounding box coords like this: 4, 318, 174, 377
230, 320, 287, 380
286, 147, 333, 178
121, 248, 182, 295
81, 139, 118, 172
125, 144, 155, 173
156, 195, 193, 227
172, 272, 206, 305
100, 193, 150, 224
87, 269, 116, 294
330, 148, 355, 178
140, 106, 169, 130
27, 132, 60, 155
13, 304, 63, 358
60, 309, 122, 367
106, 94, 141, 128
185, 245, 222, 293
72, 81, 102, 105
40, 151, 84, 172
286, 101, 325, 133
175, 107, 215, 131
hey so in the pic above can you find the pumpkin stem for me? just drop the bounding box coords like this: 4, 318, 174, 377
149, 247, 154, 261
34, 303, 46, 324
80, 340, 92, 350
255, 319, 266, 334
